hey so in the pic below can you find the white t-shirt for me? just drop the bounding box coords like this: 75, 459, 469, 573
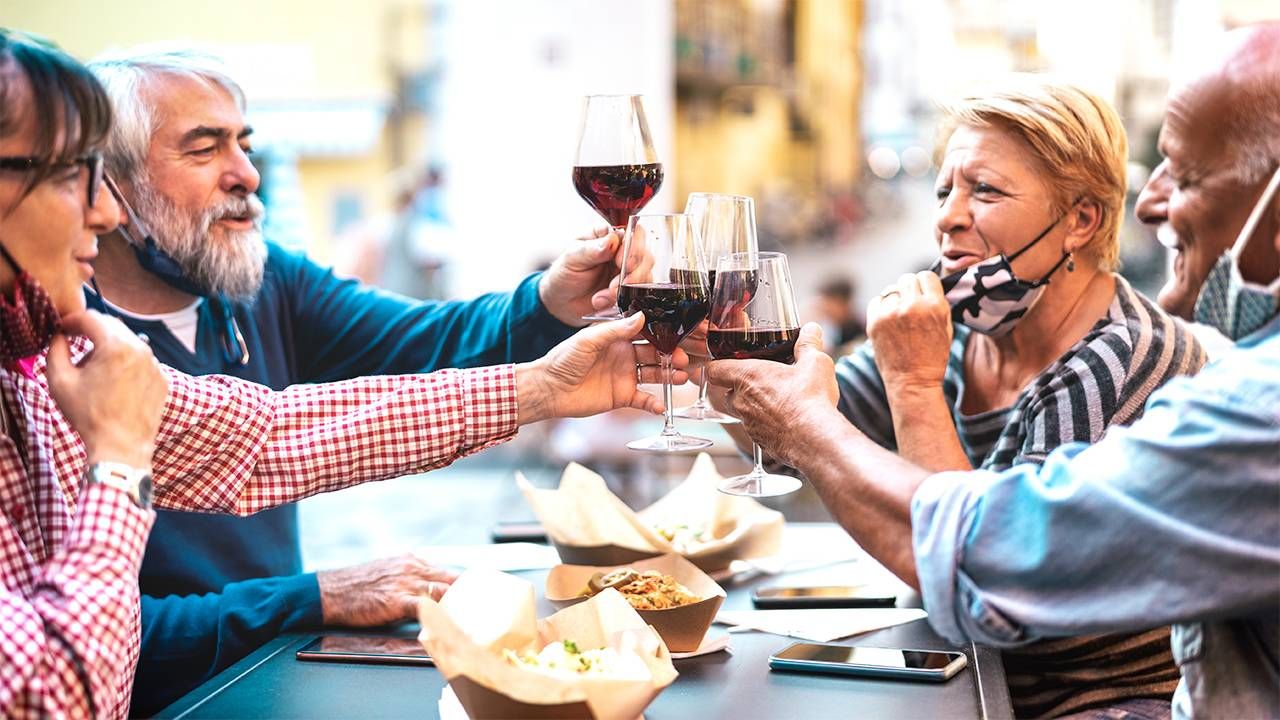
101, 296, 204, 354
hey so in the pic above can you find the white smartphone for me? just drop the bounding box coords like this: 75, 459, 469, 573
768, 642, 967, 682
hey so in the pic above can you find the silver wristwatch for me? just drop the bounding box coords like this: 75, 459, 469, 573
85, 462, 153, 509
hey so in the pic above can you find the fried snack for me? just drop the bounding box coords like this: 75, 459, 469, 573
583, 570, 699, 610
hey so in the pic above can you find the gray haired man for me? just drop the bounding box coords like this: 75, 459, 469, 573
87, 48, 625, 714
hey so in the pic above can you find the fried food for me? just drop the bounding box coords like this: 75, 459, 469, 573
582, 569, 699, 610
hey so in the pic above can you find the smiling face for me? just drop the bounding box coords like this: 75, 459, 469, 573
126, 71, 266, 299
932, 124, 1073, 280
0, 62, 119, 316
1134, 77, 1271, 319
1136, 74, 1274, 317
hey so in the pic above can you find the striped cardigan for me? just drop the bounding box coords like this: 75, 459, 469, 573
835, 277, 1207, 718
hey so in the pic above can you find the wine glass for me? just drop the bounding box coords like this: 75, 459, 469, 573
675, 193, 758, 424
619, 214, 713, 453
708, 251, 804, 496
572, 94, 664, 322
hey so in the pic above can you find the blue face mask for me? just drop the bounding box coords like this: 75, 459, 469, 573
94, 175, 250, 366
1192, 166, 1280, 341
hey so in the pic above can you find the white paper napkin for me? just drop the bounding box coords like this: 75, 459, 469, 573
438, 684, 468, 720
415, 543, 561, 571
713, 608, 927, 643
669, 631, 731, 659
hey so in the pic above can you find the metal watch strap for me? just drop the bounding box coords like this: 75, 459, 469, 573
85, 461, 153, 509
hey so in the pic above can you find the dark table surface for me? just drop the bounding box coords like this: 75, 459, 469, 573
157, 523, 1012, 719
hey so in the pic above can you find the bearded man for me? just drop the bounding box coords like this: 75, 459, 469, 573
86, 48, 625, 715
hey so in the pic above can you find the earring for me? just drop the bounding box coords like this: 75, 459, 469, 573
1067, 253, 1076, 272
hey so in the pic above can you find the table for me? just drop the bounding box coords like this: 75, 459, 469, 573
157, 524, 1012, 719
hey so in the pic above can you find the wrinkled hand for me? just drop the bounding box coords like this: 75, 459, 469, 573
589, 225, 657, 314
706, 323, 840, 467
866, 271, 953, 393
317, 554, 458, 627
46, 310, 169, 468
539, 227, 623, 326
516, 313, 690, 423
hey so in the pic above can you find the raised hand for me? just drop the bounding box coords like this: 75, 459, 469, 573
706, 323, 840, 468
866, 271, 953, 394
45, 310, 169, 469
515, 312, 690, 423
539, 226, 624, 326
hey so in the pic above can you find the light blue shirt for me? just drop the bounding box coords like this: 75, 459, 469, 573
912, 313, 1280, 720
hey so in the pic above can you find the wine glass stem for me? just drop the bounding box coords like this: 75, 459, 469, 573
659, 352, 679, 437
749, 443, 767, 494
693, 367, 710, 410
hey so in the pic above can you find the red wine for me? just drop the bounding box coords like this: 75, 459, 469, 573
708, 268, 758, 326
707, 327, 800, 362
618, 283, 709, 354
572, 163, 664, 228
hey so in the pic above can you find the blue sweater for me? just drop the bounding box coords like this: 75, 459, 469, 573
96, 243, 577, 715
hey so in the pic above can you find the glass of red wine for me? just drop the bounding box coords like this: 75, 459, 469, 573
572, 94, 664, 322
708, 251, 804, 496
675, 193, 758, 424
619, 213, 713, 453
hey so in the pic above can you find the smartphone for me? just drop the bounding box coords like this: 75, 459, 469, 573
769, 643, 966, 682
490, 520, 548, 544
295, 635, 433, 666
752, 585, 897, 609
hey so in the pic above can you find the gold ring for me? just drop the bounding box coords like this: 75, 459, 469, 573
636, 362, 660, 384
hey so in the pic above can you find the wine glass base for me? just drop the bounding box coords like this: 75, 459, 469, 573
581, 310, 626, 322
627, 433, 714, 453
673, 405, 740, 424
717, 472, 802, 498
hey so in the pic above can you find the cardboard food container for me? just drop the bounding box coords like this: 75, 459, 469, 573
519, 453, 784, 573
418, 570, 677, 720
545, 554, 726, 653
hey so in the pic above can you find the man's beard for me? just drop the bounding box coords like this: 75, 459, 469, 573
130, 178, 268, 302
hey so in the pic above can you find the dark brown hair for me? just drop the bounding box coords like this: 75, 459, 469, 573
0, 29, 112, 201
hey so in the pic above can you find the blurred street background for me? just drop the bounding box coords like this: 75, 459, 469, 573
10, 0, 1276, 569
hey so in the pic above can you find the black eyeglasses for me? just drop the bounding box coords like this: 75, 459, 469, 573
0, 151, 105, 208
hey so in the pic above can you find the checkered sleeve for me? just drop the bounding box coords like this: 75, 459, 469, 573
0, 483, 153, 720
150, 364, 519, 513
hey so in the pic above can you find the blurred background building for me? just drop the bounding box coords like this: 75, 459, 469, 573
8, 0, 1276, 561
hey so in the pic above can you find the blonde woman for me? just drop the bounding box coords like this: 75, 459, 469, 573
836, 81, 1207, 718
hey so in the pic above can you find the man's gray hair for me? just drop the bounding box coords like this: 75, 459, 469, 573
87, 46, 246, 182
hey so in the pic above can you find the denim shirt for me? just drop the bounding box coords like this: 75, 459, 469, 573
912, 314, 1280, 720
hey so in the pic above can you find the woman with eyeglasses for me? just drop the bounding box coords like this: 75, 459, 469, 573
0, 30, 684, 718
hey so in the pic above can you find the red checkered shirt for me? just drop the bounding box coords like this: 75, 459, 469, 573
0, 336, 518, 719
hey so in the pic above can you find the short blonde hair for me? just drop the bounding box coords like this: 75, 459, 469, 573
938, 79, 1128, 271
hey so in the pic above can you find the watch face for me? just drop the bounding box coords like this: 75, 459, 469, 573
137, 473, 154, 508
